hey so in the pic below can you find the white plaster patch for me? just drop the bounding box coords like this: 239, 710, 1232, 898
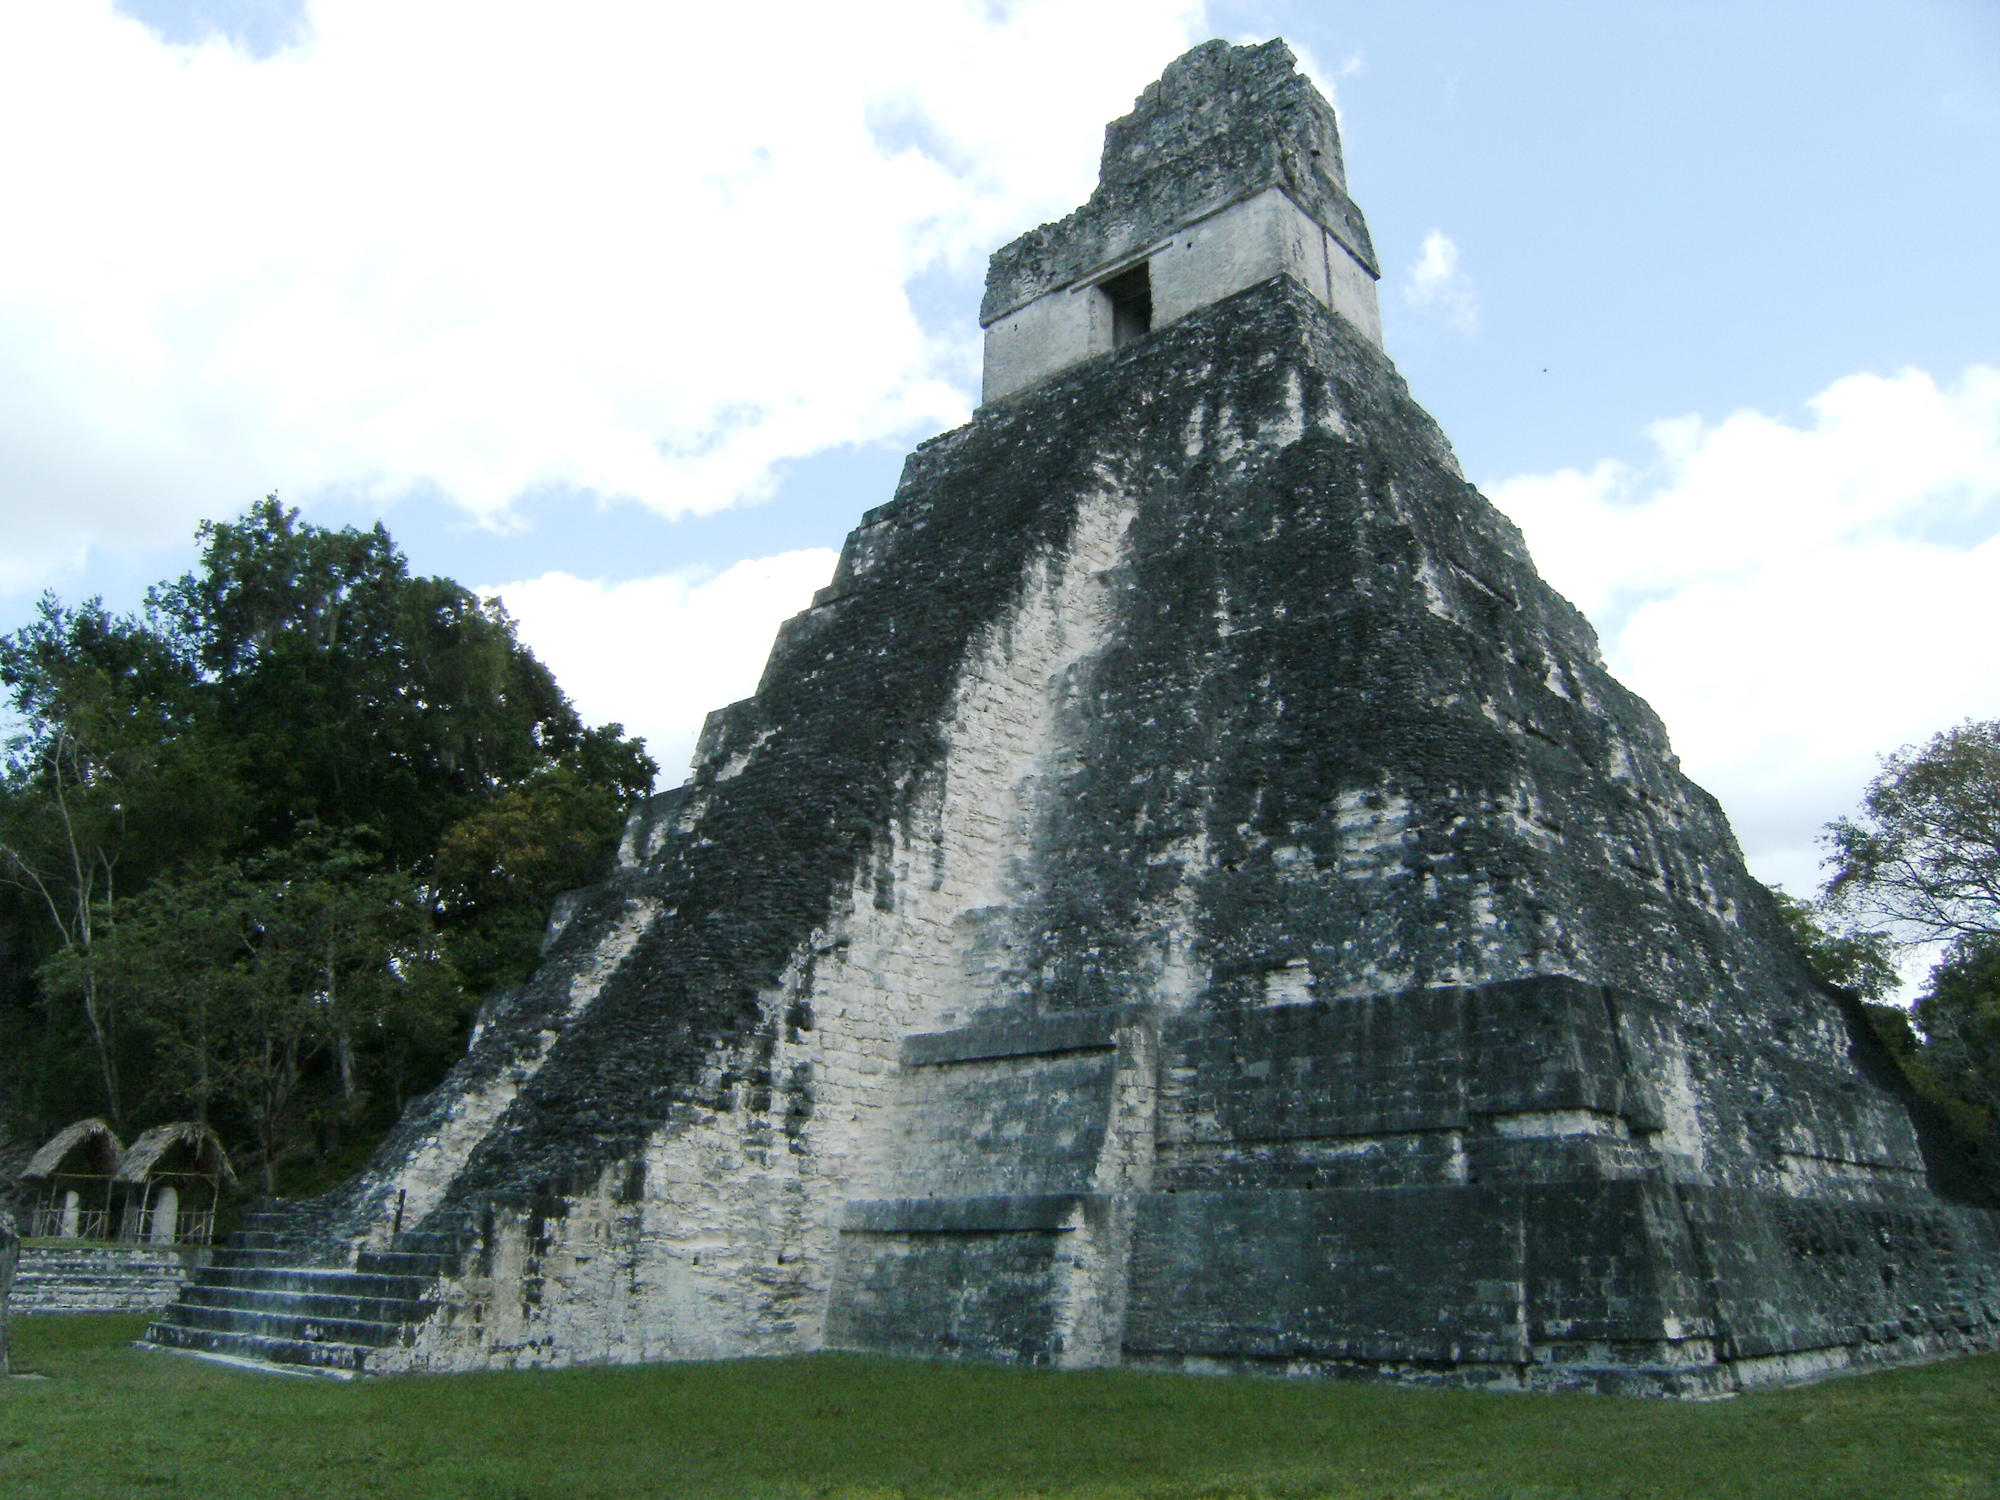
1183, 400, 1208, 458
1640, 1038, 1708, 1177
1262, 368, 1307, 448
1261, 958, 1314, 1005
1416, 557, 1456, 622
714, 728, 775, 782
1488, 1110, 1630, 1140
1151, 824, 1212, 1009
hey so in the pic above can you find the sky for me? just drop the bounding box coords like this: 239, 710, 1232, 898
2, 1, 1996, 947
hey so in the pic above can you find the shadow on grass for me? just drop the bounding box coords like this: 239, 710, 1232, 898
2, 1315, 1997, 1499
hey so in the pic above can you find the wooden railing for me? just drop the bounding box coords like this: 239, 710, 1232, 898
29, 1205, 111, 1240
30, 1201, 216, 1246
148, 1208, 215, 1247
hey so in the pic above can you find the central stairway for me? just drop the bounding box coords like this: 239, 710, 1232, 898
144, 1209, 469, 1376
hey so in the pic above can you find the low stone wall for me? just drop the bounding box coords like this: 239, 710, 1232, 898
11, 1244, 202, 1314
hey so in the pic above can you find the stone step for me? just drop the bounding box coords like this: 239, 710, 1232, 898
195, 1262, 432, 1302
355, 1248, 460, 1279
154, 1298, 415, 1351
229, 1216, 315, 1236
143, 1318, 378, 1376
179, 1280, 433, 1328
229, 1229, 301, 1250
12, 1286, 188, 1313
206, 1244, 323, 1269
392, 1230, 474, 1258
138, 1208, 465, 1373
12, 1271, 187, 1292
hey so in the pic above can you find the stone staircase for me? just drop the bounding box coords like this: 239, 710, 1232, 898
143, 1209, 471, 1376
11, 1244, 198, 1314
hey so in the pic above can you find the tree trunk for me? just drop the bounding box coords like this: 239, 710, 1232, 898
79, 959, 121, 1125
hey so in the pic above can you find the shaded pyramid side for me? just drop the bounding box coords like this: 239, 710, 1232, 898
804, 278, 2000, 1391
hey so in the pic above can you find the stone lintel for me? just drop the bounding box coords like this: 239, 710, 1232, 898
901, 1009, 1134, 1068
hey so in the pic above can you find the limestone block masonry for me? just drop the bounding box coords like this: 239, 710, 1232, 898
12, 1245, 200, 1314
146, 38, 2000, 1393
982, 40, 1382, 403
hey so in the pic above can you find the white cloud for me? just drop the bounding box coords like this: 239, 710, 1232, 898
0, 0, 1209, 601
1489, 365, 2000, 898
487, 548, 840, 785
1402, 229, 1478, 333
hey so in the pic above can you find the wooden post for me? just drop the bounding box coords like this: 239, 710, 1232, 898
0, 1206, 19, 1377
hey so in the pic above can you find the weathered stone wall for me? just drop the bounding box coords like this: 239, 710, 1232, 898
980, 38, 1376, 324
9, 1244, 198, 1314
980, 39, 1381, 402
373, 441, 1145, 1372
983, 186, 1383, 402
346, 274, 2000, 1389
153, 39, 2000, 1394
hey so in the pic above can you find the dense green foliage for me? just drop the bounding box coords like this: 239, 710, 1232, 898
5, 1316, 2000, 1499
1913, 936, 2000, 1138
1768, 885, 1901, 1001
1809, 719, 2000, 1169
0, 498, 653, 1189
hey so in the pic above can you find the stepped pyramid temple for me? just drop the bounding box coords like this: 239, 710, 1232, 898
147, 39, 2000, 1393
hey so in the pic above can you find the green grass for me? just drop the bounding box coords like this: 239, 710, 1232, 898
3, 1316, 1998, 1499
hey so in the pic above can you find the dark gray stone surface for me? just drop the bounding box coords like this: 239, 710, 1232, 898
902, 1010, 1125, 1067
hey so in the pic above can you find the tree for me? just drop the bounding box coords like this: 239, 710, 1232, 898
149, 497, 653, 871
1818, 724, 2000, 1168
0, 594, 235, 1121
432, 765, 631, 996
1, 495, 654, 1182
52, 838, 461, 1192
1913, 936, 2000, 1134
1823, 720, 2000, 944
1767, 885, 1901, 1001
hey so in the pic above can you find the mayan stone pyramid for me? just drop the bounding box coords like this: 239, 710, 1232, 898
148, 39, 2000, 1394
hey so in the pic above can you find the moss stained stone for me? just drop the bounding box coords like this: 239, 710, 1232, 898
144, 40, 2000, 1393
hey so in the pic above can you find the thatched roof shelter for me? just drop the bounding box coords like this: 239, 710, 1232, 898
115, 1123, 236, 1189
20, 1119, 124, 1182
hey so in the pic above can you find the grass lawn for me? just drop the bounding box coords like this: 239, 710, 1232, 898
3, 1315, 1997, 1499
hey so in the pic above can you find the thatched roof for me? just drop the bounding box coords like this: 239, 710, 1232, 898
115, 1122, 236, 1188
20, 1119, 124, 1181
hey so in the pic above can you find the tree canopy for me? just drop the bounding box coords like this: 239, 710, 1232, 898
1768, 885, 1900, 1002
1824, 720, 2000, 944
1911, 936, 2000, 1144
1815, 720, 2000, 1174
0, 497, 654, 1189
